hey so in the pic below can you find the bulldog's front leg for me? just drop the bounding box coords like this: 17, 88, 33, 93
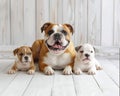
63, 63, 73, 75
39, 62, 54, 75
27, 65, 36, 75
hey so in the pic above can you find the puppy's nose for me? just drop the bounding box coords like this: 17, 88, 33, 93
24, 56, 28, 60
85, 54, 90, 57
54, 33, 61, 41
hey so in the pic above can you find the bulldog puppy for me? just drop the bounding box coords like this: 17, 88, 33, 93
32, 22, 76, 75
8, 46, 35, 75
74, 44, 102, 75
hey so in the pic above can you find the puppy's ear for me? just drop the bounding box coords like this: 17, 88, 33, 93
75, 46, 82, 52
93, 46, 96, 52
13, 48, 19, 56
29, 47, 32, 51
41, 22, 53, 33
64, 24, 74, 34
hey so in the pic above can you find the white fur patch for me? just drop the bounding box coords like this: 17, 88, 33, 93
8, 69, 16, 74
44, 53, 71, 69
44, 66, 54, 75
63, 66, 72, 75
27, 69, 35, 75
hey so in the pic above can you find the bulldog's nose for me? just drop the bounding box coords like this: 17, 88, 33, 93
54, 33, 61, 41
24, 56, 28, 60
85, 54, 90, 57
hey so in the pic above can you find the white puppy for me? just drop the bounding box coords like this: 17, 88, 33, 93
73, 44, 102, 75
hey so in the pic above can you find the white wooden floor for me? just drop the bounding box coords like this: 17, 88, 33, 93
0, 56, 119, 96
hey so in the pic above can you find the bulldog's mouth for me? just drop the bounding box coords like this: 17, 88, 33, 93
46, 41, 69, 52
83, 58, 90, 61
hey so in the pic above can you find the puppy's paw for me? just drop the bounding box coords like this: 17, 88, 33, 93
27, 69, 35, 75
44, 66, 54, 75
8, 69, 16, 74
63, 66, 72, 75
96, 65, 103, 70
74, 69, 82, 75
88, 70, 96, 75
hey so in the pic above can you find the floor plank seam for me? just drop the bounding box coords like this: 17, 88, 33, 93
103, 70, 119, 87
0, 73, 19, 95
51, 74, 55, 96
21, 74, 35, 96
72, 75, 77, 96
93, 76, 103, 93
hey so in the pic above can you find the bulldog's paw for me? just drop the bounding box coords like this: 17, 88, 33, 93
44, 66, 54, 75
8, 69, 16, 74
96, 65, 103, 70
88, 70, 96, 75
27, 69, 35, 75
63, 66, 72, 75
74, 69, 82, 75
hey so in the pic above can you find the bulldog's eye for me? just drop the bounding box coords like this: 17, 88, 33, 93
91, 51, 93, 53
80, 51, 84, 53
19, 53, 23, 56
61, 30, 67, 35
27, 53, 32, 55
48, 30, 54, 36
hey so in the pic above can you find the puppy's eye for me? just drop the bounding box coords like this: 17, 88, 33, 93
19, 53, 23, 56
48, 30, 54, 36
27, 53, 32, 55
61, 30, 67, 35
91, 51, 93, 53
80, 51, 84, 53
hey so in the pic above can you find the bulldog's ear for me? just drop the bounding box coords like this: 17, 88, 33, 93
75, 45, 82, 52
13, 48, 19, 56
64, 24, 74, 34
41, 22, 53, 33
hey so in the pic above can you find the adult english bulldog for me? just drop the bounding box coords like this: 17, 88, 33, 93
32, 22, 76, 75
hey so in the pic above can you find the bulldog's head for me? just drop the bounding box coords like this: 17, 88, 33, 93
41, 22, 74, 55
13, 46, 33, 64
75, 44, 95, 64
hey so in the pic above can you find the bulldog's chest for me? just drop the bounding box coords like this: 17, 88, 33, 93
77, 61, 95, 71
16, 61, 31, 71
43, 52, 72, 69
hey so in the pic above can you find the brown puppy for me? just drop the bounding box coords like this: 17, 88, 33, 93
32, 22, 76, 75
8, 46, 35, 75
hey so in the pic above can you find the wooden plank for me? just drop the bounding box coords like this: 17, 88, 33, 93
97, 57, 119, 86
113, 0, 120, 46
63, 0, 75, 43
93, 71, 119, 96
101, 0, 114, 46
57, 0, 63, 24
24, 0, 35, 46
87, 0, 101, 45
36, 0, 49, 39
0, 60, 14, 73
0, 0, 10, 45
1, 73, 33, 96
23, 72, 53, 96
52, 72, 76, 96
108, 59, 119, 69
49, 0, 58, 23
75, 0, 88, 46
10, 0, 24, 45
73, 75, 102, 96
0, 60, 18, 94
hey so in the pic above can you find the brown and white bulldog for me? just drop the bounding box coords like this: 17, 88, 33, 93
8, 46, 35, 75
32, 22, 76, 75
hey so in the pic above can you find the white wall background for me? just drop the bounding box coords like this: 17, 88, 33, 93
0, 0, 120, 48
